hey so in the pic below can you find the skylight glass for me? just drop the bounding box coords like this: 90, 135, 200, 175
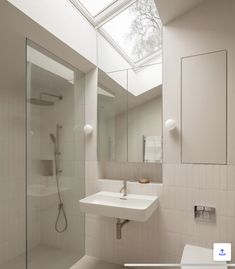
101, 0, 162, 63
78, 0, 117, 17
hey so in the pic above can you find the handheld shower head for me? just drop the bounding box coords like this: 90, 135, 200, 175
49, 133, 56, 144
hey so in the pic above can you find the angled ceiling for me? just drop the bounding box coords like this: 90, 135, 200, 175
154, 0, 205, 24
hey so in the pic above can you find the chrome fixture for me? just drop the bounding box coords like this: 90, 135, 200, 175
116, 218, 130, 240
41, 92, 63, 100
119, 180, 127, 198
194, 205, 216, 222
29, 98, 54, 106
28, 92, 63, 106
50, 124, 68, 233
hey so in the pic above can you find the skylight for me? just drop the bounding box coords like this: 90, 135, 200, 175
100, 0, 162, 64
78, 0, 117, 17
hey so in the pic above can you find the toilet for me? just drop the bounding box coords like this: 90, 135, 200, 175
181, 245, 227, 269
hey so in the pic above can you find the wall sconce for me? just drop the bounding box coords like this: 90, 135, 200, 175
165, 119, 176, 131
84, 124, 93, 135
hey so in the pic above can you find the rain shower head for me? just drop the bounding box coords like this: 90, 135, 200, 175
28, 92, 63, 106
28, 98, 54, 106
49, 133, 56, 144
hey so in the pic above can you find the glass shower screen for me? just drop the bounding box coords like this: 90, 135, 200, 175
26, 42, 85, 269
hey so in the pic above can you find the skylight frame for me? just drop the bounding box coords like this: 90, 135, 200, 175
77, 0, 119, 18
98, 0, 163, 67
69, 0, 162, 67
99, 27, 162, 68
69, 0, 135, 27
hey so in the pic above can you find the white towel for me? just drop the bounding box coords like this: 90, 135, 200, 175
144, 136, 162, 163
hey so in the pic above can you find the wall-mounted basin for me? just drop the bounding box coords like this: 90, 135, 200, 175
79, 191, 159, 222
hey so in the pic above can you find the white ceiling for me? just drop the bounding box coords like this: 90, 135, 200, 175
154, 0, 205, 24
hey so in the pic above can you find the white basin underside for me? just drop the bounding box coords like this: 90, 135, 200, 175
80, 191, 159, 221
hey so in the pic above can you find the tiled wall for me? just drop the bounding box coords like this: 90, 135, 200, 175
98, 162, 162, 183
85, 0, 235, 267
0, 30, 26, 266
85, 164, 235, 265
84, 67, 163, 265
0, 2, 91, 267
0, 89, 26, 266
27, 69, 86, 255
160, 0, 235, 265
159, 164, 235, 263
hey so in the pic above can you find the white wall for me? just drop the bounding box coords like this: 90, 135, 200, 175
85, 0, 235, 265
1, 1, 94, 74
163, 0, 235, 164
0, 8, 26, 266
128, 61, 162, 96
160, 0, 235, 263
5, 0, 162, 95
7, 0, 97, 65
85, 68, 100, 198
26, 59, 86, 269
38, 76, 85, 256
0, 2, 89, 266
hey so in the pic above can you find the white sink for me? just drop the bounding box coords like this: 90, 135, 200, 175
79, 191, 159, 221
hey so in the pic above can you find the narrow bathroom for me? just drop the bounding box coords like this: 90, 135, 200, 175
0, 0, 234, 269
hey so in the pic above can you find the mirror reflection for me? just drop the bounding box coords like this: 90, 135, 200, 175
97, 70, 128, 162
97, 69, 162, 163
128, 85, 162, 163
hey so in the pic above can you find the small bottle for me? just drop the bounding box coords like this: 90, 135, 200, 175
138, 178, 150, 184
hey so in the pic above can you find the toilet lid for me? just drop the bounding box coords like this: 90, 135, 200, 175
181, 245, 227, 269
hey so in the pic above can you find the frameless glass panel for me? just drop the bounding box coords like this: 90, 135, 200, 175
27, 42, 85, 269
127, 64, 163, 164
97, 69, 128, 162
127, 70, 162, 163
101, 0, 162, 63
78, 0, 117, 16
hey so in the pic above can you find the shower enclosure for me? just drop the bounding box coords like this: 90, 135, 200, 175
26, 42, 85, 269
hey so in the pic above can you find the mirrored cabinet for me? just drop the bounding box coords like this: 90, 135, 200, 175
97, 69, 162, 163
97, 70, 128, 162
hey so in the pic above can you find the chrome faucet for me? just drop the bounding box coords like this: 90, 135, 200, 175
120, 180, 127, 197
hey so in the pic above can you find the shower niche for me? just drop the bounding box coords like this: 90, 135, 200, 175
27, 42, 85, 268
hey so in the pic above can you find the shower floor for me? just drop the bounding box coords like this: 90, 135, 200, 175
1, 245, 82, 269
71, 255, 127, 269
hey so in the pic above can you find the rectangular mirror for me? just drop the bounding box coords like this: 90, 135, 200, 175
97, 69, 128, 162
127, 86, 162, 163
97, 68, 163, 163
181, 50, 227, 164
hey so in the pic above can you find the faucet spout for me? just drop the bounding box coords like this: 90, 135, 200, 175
120, 180, 127, 197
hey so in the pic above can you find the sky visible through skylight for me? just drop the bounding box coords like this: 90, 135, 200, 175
79, 0, 117, 16
101, 0, 162, 63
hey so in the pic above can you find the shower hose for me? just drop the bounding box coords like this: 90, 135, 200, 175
54, 151, 68, 233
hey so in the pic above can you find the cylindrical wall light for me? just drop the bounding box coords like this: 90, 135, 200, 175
84, 124, 93, 135
165, 119, 176, 131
